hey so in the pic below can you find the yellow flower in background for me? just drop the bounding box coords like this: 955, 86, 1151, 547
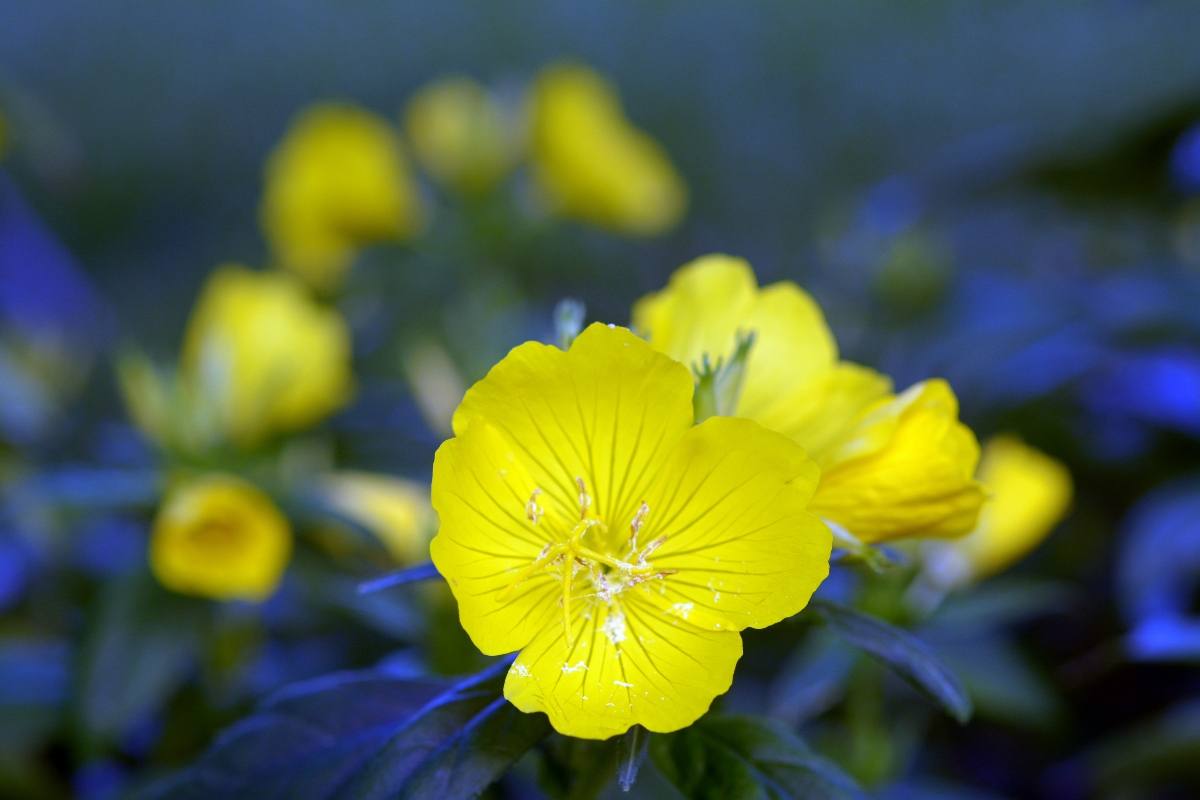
405, 76, 524, 194
180, 265, 354, 447
150, 474, 292, 602
530, 63, 687, 236
634, 254, 986, 544
431, 324, 829, 739
322, 472, 434, 564
120, 265, 354, 453
261, 103, 424, 291
923, 436, 1073, 588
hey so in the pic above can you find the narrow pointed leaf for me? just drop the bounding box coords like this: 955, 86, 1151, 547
617, 725, 651, 792
357, 562, 442, 594
135, 659, 550, 800
810, 599, 973, 723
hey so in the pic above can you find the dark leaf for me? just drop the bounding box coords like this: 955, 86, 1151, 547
78, 571, 208, 740
810, 599, 972, 724
137, 658, 550, 800
617, 725, 651, 792
537, 734, 619, 800
651, 715, 864, 800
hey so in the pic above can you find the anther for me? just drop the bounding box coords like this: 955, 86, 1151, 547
526, 488, 544, 525
575, 476, 591, 520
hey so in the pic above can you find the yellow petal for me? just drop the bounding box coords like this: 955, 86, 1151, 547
809, 379, 987, 543
632, 254, 891, 456
504, 592, 742, 739
404, 76, 523, 194
150, 474, 292, 602
321, 472, 434, 564
261, 103, 424, 291
530, 63, 687, 236
451, 322, 695, 530
180, 265, 354, 448
430, 418, 562, 656
928, 435, 1072, 584
640, 417, 831, 632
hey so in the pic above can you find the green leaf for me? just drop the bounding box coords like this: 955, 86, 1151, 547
809, 599, 972, 724
136, 659, 551, 800
651, 715, 864, 800
77, 571, 209, 741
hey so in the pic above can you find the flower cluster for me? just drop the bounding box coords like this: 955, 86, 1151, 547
429, 253, 1051, 738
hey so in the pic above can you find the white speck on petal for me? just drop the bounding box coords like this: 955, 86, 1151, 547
511, 663, 530, 677
615, 680, 634, 688
602, 609, 627, 645
668, 602, 694, 620
562, 661, 588, 674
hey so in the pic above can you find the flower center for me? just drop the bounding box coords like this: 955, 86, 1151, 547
499, 477, 675, 645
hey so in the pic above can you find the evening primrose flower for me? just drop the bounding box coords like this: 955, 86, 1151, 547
261, 103, 424, 291
120, 265, 353, 452
430, 323, 830, 738
633, 254, 986, 544
530, 64, 687, 236
150, 474, 292, 602
322, 472, 434, 564
923, 436, 1073, 588
405, 76, 524, 194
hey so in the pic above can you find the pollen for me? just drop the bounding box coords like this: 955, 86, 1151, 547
500, 484, 671, 645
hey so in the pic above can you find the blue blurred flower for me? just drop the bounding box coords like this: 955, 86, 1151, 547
74, 516, 146, 577
1117, 481, 1200, 661
0, 533, 29, 611
73, 759, 128, 800
1170, 121, 1200, 195
1082, 350, 1200, 438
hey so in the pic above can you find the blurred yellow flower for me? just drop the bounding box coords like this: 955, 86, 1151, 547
530, 63, 687, 236
261, 103, 424, 291
150, 474, 292, 602
405, 76, 523, 194
322, 472, 434, 564
431, 323, 829, 738
924, 436, 1073, 587
634, 254, 986, 544
120, 265, 353, 452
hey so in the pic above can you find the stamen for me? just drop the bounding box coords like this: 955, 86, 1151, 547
637, 534, 667, 565
630, 502, 649, 550
498, 542, 565, 600
575, 476, 591, 520
526, 488, 544, 525
561, 556, 575, 646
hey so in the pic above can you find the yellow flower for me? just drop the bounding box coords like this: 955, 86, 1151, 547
633, 254, 986, 544
321, 472, 434, 564
924, 436, 1073, 587
404, 76, 523, 194
150, 474, 292, 602
181, 265, 353, 447
121, 265, 353, 452
530, 63, 687, 236
430, 324, 830, 739
261, 103, 424, 291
